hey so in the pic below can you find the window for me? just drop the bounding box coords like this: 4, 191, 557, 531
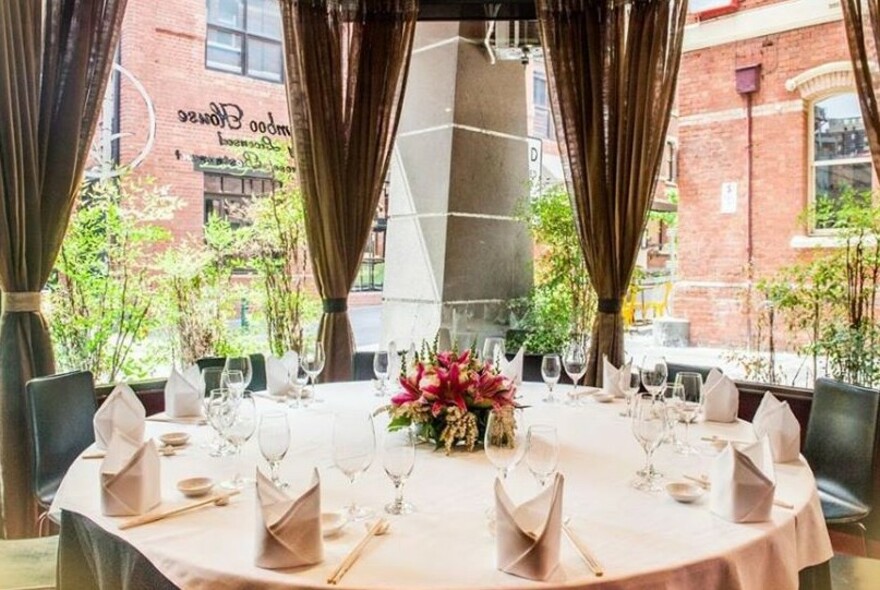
663, 140, 677, 183
532, 72, 555, 140
811, 93, 872, 231
206, 0, 283, 82
204, 173, 278, 228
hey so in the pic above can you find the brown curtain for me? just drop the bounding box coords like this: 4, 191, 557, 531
279, 0, 417, 381
536, 0, 687, 385
0, 0, 127, 538
842, 0, 880, 178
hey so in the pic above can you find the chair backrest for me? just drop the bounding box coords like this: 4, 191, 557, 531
666, 362, 719, 385
196, 354, 267, 392
26, 371, 97, 507
804, 378, 880, 509
352, 351, 374, 381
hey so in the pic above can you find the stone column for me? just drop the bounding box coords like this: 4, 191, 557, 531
382, 23, 533, 349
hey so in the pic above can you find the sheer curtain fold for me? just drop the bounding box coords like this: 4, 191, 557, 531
280, 0, 417, 381
0, 0, 127, 538
842, 0, 880, 178
536, 0, 686, 384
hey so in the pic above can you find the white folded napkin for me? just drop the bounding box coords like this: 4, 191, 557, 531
495, 473, 564, 581
164, 365, 204, 419
255, 467, 323, 569
710, 437, 776, 523
752, 391, 801, 463
702, 368, 739, 423
500, 346, 525, 385
602, 356, 631, 398
266, 351, 298, 396
94, 384, 146, 450
100, 430, 161, 516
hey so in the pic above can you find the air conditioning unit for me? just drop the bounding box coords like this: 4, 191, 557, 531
487, 21, 543, 62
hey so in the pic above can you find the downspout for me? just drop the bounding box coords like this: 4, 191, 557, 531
736, 65, 761, 349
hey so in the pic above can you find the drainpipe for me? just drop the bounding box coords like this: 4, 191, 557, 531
736, 64, 761, 348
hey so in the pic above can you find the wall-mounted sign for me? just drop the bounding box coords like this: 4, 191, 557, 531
720, 182, 738, 214
528, 137, 543, 196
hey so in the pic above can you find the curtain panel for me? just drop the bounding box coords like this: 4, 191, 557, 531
841, 0, 880, 179
536, 0, 687, 385
279, 0, 418, 382
0, 0, 127, 538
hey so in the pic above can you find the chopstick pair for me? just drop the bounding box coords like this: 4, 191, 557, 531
327, 518, 388, 585
562, 523, 604, 577
700, 436, 753, 445
118, 490, 240, 530
682, 474, 794, 509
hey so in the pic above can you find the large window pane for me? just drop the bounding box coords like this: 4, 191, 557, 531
246, 0, 281, 38
247, 38, 282, 82
814, 162, 873, 229
206, 28, 243, 73
533, 76, 547, 108
814, 93, 869, 161
207, 0, 244, 28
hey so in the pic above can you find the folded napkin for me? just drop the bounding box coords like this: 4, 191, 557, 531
495, 473, 564, 581
710, 437, 776, 523
752, 391, 801, 463
702, 368, 739, 423
500, 346, 525, 385
602, 356, 631, 398
94, 384, 146, 450
100, 430, 161, 516
255, 467, 323, 569
164, 365, 204, 419
266, 351, 299, 396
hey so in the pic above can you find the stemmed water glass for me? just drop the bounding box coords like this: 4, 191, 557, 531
205, 388, 233, 456
526, 425, 559, 488
484, 408, 526, 480
301, 341, 325, 403
220, 390, 256, 490
221, 369, 245, 400
258, 411, 291, 488
563, 341, 587, 404
224, 356, 253, 391
541, 354, 562, 403
674, 372, 704, 455
619, 364, 641, 417
383, 428, 416, 515
333, 411, 376, 521
640, 354, 668, 398
631, 393, 666, 492
293, 363, 310, 407
481, 337, 506, 367
373, 350, 390, 397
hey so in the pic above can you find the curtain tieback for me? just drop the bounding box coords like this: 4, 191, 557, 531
322, 298, 348, 314
1, 291, 42, 313
597, 298, 622, 314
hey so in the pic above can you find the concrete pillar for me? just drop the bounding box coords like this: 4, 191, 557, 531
382, 23, 533, 349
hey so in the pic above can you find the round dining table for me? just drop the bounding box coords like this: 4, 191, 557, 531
51, 382, 833, 590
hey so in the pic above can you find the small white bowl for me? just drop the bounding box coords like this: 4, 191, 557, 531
177, 477, 214, 498
665, 482, 706, 504
322, 511, 347, 538
160, 432, 191, 447
592, 391, 615, 403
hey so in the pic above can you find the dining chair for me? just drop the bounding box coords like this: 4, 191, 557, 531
803, 378, 880, 555
666, 362, 719, 385
25, 371, 97, 535
196, 354, 267, 392
0, 536, 58, 590
352, 352, 374, 381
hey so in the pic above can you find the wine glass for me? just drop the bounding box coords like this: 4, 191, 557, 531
541, 354, 562, 403
526, 425, 559, 488
221, 369, 245, 400
373, 350, 390, 397
201, 367, 225, 397
301, 341, 325, 403
333, 411, 376, 521
293, 363, 310, 408
484, 408, 526, 480
563, 341, 587, 404
383, 428, 416, 515
674, 372, 704, 455
640, 354, 668, 398
220, 391, 256, 490
205, 388, 233, 456
631, 393, 666, 492
481, 337, 506, 367
619, 364, 641, 417
224, 356, 253, 390
258, 411, 290, 488
662, 383, 683, 447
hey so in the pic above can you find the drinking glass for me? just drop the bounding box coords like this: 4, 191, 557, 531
541, 354, 562, 403
383, 428, 416, 515
221, 369, 245, 400
662, 383, 683, 447
674, 372, 704, 455
201, 367, 225, 397
526, 425, 559, 488
481, 337, 506, 367
484, 408, 526, 480
205, 388, 234, 456
220, 391, 256, 490
619, 365, 641, 417
563, 341, 587, 403
640, 354, 668, 398
631, 393, 666, 492
224, 357, 253, 390
373, 350, 390, 397
258, 411, 290, 488
333, 411, 376, 521
293, 363, 311, 408
301, 341, 325, 403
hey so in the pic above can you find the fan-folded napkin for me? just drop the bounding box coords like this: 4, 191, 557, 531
495, 473, 564, 581
94, 384, 145, 450
500, 346, 525, 385
100, 430, 161, 516
710, 437, 776, 523
602, 356, 631, 398
266, 351, 299, 396
164, 365, 203, 418
752, 391, 801, 463
703, 368, 739, 423
255, 467, 323, 569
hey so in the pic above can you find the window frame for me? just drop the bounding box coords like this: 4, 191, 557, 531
205, 0, 284, 84
203, 172, 279, 229
532, 72, 555, 141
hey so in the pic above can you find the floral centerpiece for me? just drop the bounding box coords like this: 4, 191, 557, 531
387, 346, 519, 454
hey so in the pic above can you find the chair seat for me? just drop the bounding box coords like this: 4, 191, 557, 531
830, 555, 880, 590
0, 535, 58, 590
818, 488, 871, 524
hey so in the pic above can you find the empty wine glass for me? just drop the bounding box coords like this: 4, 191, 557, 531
383, 428, 416, 515
205, 388, 234, 456
640, 354, 668, 398
662, 383, 683, 447
526, 425, 559, 488
484, 407, 526, 480
301, 341, 325, 403
373, 350, 390, 397
674, 372, 704, 455
293, 363, 310, 408
224, 356, 253, 390
541, 354, 562, 403
220, 391, 256, 490
201, 367, 225, 397
481, 337, 506, 367
258, 411, 290, 488
221, 369, 245, 400
563, 341, 587, 404
619, 364, 641, 417
333, 411, 376, 521
631, 393, 666, 492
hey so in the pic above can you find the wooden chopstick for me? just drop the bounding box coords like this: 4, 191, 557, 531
683, 475, 793, 509
562, 523, 604, 577
118, 490, 239, 530
327, 518, 386, 585
82, 452, 106, 460
700, 436, 752, 445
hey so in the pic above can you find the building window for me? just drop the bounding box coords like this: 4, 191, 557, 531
206, 0, 283, 83
533, 72, 555, 140
204, 173, 278, 228
811, 92, 872, 231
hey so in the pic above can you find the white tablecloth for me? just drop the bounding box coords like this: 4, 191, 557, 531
51, 382, 832, 590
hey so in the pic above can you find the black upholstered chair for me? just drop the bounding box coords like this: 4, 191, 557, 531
804, 378, 880, 554
352, 351, 374, 381
25, 370, 97, 533
196, 353, 267, 392
666, 362, 719, 385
